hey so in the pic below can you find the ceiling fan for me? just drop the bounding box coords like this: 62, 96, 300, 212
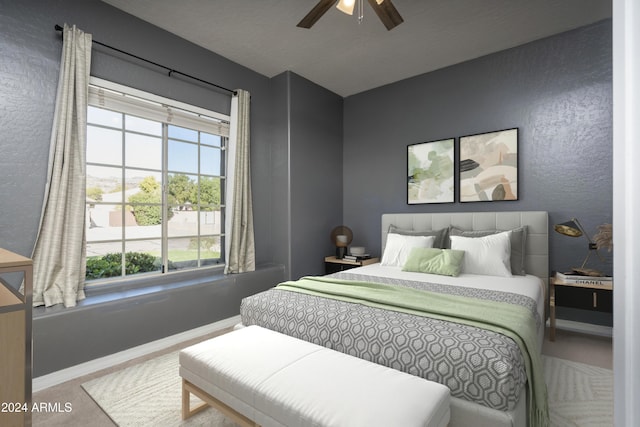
297, 0, 404, 31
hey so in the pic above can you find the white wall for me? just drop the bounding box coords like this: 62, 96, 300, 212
612, 0, 640, 425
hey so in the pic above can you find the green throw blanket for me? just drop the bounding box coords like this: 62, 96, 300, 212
277, 276, 549, 427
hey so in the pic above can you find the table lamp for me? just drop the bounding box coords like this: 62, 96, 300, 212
554, 217, 605, 276
330, 226, 353, 259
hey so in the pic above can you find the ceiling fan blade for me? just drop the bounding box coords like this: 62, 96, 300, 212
367, 0, 404, 31
297, 0, 339, 28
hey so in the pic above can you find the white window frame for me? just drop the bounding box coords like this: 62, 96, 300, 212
85, 77, 229, 284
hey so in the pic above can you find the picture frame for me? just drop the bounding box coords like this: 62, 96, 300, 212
459, 128, 518, 202
407, 138, 455, 204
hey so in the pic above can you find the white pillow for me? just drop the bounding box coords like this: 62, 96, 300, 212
381, 234, 435, 267
450, 231, 513, 277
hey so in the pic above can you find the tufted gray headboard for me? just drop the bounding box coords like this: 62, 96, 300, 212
381, 211, 549, 288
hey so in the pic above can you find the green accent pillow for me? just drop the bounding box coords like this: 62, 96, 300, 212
402, 247, 465, 277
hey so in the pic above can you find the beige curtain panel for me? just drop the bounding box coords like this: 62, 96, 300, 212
224, 89, 256, 274
30, 24, 92, 307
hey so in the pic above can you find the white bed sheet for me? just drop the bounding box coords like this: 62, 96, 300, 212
343, 263, 546, 349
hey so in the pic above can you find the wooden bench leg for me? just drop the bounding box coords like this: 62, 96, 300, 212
182, 379, 209, 420
181, 379, 260, 427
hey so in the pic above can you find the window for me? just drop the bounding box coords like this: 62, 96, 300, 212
85, 78, 229, 283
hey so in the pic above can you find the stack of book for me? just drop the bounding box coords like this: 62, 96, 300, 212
555, 271, 612, 286
343, 254, 372, 262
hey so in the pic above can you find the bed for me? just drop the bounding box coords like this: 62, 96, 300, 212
240, 211, 549, 427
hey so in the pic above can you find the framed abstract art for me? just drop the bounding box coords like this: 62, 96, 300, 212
459, 128, 518, 202
407, 138, 455, 204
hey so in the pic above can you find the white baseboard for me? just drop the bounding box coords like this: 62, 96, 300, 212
551, 318, 613, 338
33, 315, 241, 393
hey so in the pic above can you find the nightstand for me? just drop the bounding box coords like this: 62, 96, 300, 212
324, 256, 379, 274
549, 276, 613, 341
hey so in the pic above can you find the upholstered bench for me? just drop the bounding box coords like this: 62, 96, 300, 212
179, 325, 450, 427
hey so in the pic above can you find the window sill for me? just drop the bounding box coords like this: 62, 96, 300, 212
33, 265, 227, 318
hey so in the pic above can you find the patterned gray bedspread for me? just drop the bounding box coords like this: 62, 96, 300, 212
240, 271, 542, 411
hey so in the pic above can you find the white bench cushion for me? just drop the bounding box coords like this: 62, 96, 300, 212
180, 325, 450, 427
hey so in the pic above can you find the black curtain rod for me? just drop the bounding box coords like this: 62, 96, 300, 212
55, 25, 236, 96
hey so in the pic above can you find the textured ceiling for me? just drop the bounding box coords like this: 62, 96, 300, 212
101, 0, 611, 97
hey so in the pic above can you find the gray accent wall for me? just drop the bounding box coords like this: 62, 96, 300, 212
343, 20, 612, 275
288, 73, 344, 279
342, 20, 612, 324
270, 72, 344, 280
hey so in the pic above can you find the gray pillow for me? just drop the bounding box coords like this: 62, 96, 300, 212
388, 225, 448, 249
448, 226, 528, 275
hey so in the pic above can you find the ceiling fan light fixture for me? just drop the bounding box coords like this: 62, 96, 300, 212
336, 0, 356, 15
298, 0, 403, 30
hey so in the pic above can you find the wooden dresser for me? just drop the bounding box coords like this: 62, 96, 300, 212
0, 248, 33, 427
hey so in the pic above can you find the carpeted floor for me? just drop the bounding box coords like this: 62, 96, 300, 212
33, 328, 613, 427
79, 350, 613, 427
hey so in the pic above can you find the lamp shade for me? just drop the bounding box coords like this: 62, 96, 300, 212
554, 219, 583, 237
330, 226, 353, 246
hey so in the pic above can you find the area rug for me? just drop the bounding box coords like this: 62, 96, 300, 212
82, 351, 238, 427
543, 356, 613, 426
83, 351, 613, 427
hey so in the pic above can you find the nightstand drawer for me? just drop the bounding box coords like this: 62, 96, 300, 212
555, 286, 613, 313
325, 262, 354, 274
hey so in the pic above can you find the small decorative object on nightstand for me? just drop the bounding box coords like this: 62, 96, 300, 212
330, 226, 353, 259
549, 274, 613, 341
324, 256, 379, 274
554, 217, 612, 276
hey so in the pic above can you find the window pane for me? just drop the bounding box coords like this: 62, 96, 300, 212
125, 240, 162, 256
200, 146, 221, 176
199, 236, 221, 260
200, 211, 221, 235
125, 170, 162, 193
125, 115, 162, 136
86, 247, 123, 280
168, 173, 197, 207
87, 165, 123, 195
167, 237, 199, 270
127, 203, 164, 230
87, 242, 121, 259
166, 236, 221, 270
168, 206, 198, 238
125, 170, 163, 229
201, 133, 221, 147
199, 177, 221, 208
168, 177, 197, 235
126, 133, 162, 170
168, 140, 198, 173
123, 241, 162, 275
168, 125, 198, 142
86, 203, 124, 240
88, 106, 122, 128
87, 126, 122, 166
